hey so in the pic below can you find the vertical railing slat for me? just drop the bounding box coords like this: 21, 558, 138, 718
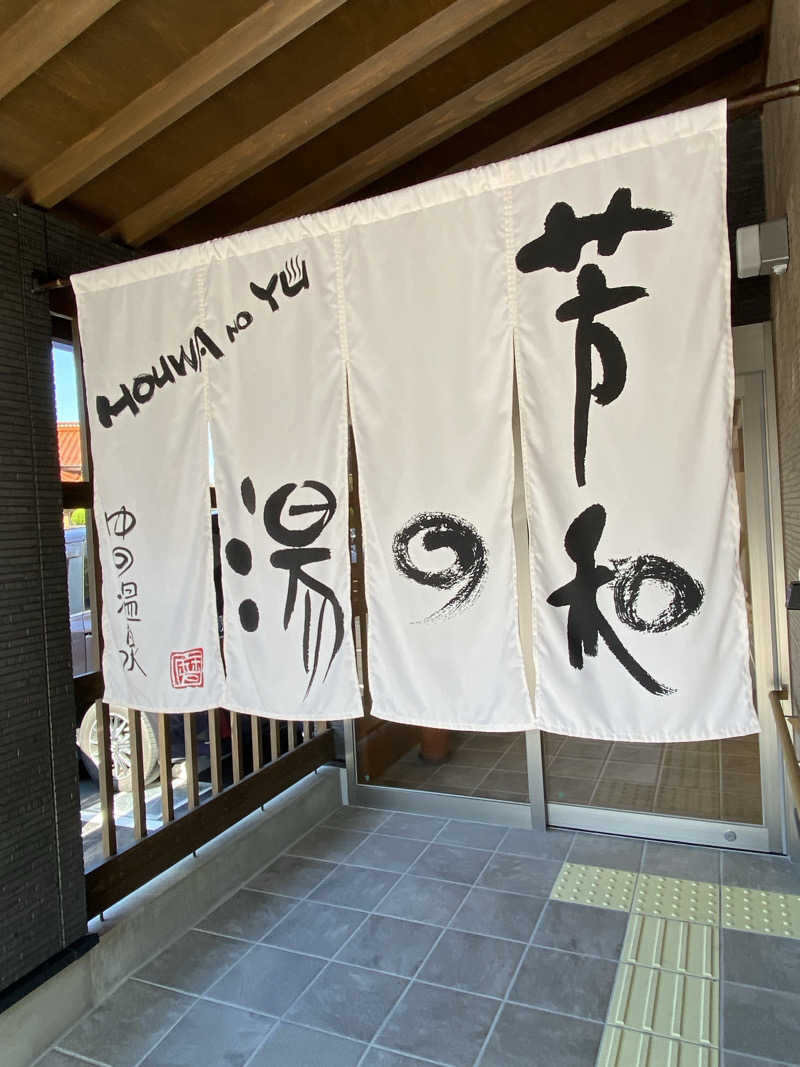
269, 719, 280, 763
251, 714, 264, 771
209, 709, 223, 795
183, 714, 199, 810
96, 702, 117, 858
302, 720, 312, 745
129, 709, 147, 840
157, 714, 174, 825
231, 711, 243, 784
287, 719, 296, 752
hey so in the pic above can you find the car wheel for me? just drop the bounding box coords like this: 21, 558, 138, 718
78, 706, 160, 792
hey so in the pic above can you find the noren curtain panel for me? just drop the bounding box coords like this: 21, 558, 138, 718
74, 100, 758, 741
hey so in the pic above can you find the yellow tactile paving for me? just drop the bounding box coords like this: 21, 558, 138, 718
633, 875, 719, 925
596, 1026, 719, 1066
550, 862, 637, 911
621, 914, 718, 978
608, 964, 719, 1047
721, 885, 800, 938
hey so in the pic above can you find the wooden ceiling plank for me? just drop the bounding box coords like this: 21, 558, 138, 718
454, 0, 766, 168
0, 0, 122, 102
16, 0, 350, 208
105, 0, 559, 245
247, 0, 765, 229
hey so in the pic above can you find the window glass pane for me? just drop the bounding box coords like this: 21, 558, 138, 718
64, 510, 98, 677
53, 341, 84, 481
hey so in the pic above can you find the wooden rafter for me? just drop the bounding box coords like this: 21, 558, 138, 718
244, 0, 765, 229
452, 0, 765, 169
14, 0, 349, 208
0, 0, 122, 102
103, 0, 542, 245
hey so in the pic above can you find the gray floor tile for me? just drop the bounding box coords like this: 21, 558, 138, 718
247, 855, 337, 897
206, 944, 325, 1015
548, 756, 604, 779
139, 999, 273, 1067
377, 981, 498, 1065
557, 739, 613, 760
480, 1002, 604, 1067
262, 900, 367, 957
59, 979, 193, 1067
602, 760, 660, 784
568, 833, 643, 872
499, 827, 574, 860
722, 852, 800, 894
286, 962, 407, 1043
309, 865, 400, 909
38, 1054, 93, 1067
478, 769, 530, 795
723, 928, 800, 995
323, 807, 391, 832
494, 751, 528, 772
288, 826, 369, 862
337, 914, 441, 977
448, 747, 502, 768
533, 900, 627, 959
378, 812, 448, 841
362, 1050, 431, 1066
510, 946, 617, 1021
429, 764, 490, 790
375, 875, 468, 925
136, 930, 249, 994
642, 841, 721, 882
460, 734, 516, 752
196, 889, 296, 942
346, 833, 428, 873
410, 843, 492, 884
477, 853, 563, 897
609, 742, 663, 764
723, 981, 800, 1063
451, 886, 546, 942
248, 1021, 366, 1066
436, 820, 508, 850
418, 928, 524, 998
545, 775, 596, 804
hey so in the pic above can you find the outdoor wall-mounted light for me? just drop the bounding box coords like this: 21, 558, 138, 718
736, 218, 790, 278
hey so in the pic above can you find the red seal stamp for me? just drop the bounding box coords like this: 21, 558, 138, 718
170, 648, 204, 688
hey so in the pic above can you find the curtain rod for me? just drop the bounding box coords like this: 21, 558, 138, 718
30, 78, 800, 295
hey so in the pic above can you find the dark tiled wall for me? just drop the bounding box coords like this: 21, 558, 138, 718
728, 114, 771, 327
0, 197, 135, 993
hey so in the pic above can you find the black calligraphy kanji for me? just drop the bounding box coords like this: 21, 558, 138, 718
556, 264, 647, 486
224, 476, 343, 697
393, 512, 488, 623
515, 187, 673, 274
547, 504, 704, 696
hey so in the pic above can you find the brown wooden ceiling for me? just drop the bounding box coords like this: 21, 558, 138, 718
0, 0, 771, 253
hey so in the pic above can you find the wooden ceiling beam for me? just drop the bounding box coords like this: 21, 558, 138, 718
247, 0, 765, 229
0, 0, 122, 102
14, 0, 349, 209
453, 0, 765, 169
104, 0, 557, 245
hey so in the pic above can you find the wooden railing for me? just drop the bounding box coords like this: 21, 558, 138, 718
85, 711, 334, 917
769, 688, 800, 817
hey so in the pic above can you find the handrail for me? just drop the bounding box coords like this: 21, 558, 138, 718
769, 688, 800, 815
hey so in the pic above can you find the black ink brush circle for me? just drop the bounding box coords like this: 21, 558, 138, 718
393, 512, 488, 622
613, 554, 704, 634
